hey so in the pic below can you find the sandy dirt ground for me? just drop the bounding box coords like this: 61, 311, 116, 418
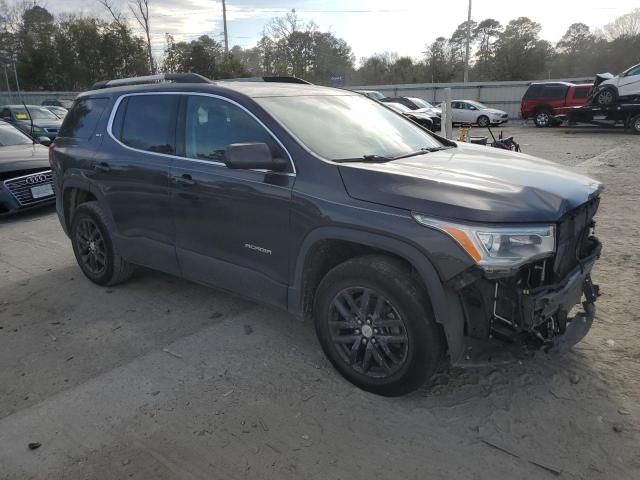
0, 125, 639, 479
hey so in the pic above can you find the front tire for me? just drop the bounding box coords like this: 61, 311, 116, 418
596, 88, 616, 106
477, 115, 489, 127
313, 255, 444, 396
70, 201, 134, 286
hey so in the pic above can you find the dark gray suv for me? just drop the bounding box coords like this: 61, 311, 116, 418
50, 74, 603, 396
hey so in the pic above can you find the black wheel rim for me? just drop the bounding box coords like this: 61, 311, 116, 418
328, 287, 409, 378
75, 218, 107, 275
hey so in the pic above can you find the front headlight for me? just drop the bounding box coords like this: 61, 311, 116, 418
412, 213, 555, 270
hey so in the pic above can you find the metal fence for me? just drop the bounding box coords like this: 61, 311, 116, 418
1, 77, 593, 119
0, 91, 78, 107
349, 78, 593, 119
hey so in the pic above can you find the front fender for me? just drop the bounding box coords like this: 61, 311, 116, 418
288, 226, 466, 362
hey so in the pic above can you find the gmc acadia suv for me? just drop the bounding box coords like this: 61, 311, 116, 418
50, 74, 603, 396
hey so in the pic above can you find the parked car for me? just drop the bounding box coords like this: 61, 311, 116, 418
44, 106, 68, 119
42, 99, 75, 109
521, 82, 592, 127
354, 90, 386, 100
0, 105, 63, 140
440, 100, 509, 127
382, 96, 442, 116
384, 102, 439, 131
0, 121, 55, 215
590, 63, 640, 105
51, 74, 603, 396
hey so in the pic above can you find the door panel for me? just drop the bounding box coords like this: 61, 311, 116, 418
619, 68, 640, 96
171, 94, 294, 305
95, 94, 180, 275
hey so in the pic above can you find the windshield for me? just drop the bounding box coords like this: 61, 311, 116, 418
257, 94, 442, 161
13, 107, 59, 121
408, 98, 435, 109
0, 124, 32, 146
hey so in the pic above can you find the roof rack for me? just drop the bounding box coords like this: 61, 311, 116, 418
91, 73, 212, 90
220, 76, 312, 85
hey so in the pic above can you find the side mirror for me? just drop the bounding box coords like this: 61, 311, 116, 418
38, 136, 52, 146
224, 142, 288, 171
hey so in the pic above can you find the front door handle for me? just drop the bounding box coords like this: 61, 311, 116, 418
94, 162, 111, 173
172, 174, 196, 186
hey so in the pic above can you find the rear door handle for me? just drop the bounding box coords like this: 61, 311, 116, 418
94, 162, 111, 173
172, 174, 196, 186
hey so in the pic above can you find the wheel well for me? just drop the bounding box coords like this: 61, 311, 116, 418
300, 239, 421, 317
64, 187, 97, 229
534, 105, 552, 114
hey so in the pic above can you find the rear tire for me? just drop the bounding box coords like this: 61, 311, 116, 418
70, 201, 134, 286
534, 110, 551, 128
630, 114, 640, 134
313, 255, 444, 396
477, 115, 489, 127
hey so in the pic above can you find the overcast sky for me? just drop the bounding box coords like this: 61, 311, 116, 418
48, 0, 640, 60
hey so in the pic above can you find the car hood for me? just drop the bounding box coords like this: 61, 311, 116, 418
483, 108, 507, 115
0, 144, 50, 173
413, 108, 441, 117
16, 119, 62, 129
338, 142, 603, 223
594, 73, 614, 87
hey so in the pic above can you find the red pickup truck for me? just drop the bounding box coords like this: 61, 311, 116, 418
521, 82, 592, 127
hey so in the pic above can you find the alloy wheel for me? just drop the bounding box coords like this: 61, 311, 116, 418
536, 112, 550, 127
597, 90, 614, 105
75, 218, 107, 275
328, 287, 409, 378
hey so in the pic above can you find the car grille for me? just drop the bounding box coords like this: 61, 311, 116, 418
3, 170, 55, 206
552, 197, 599, 280
501, 114, 508, 118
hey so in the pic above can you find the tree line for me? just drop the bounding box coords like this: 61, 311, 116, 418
1, 2, 639, 92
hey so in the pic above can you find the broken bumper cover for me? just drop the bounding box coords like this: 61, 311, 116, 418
521, 251, 600, 349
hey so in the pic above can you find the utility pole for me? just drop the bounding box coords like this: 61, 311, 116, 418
222, 0, 229, 53
463, 0, 472, 83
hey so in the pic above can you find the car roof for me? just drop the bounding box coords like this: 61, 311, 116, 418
81, 81, 357, 99
1, 105, 51, 109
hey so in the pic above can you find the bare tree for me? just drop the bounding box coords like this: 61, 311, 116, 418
96, 0, 125, 28
603, 8, 640, 40
129, 0, 154, 73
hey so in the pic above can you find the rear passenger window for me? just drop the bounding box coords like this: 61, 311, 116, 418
116, 95, 179, 154
183, 95, 283, 163
541, 86, 567, 99
523, 85, 543, 99
58, 98, 108, 140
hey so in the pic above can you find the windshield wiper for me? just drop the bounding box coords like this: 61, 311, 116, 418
334, 154, 392, 163
334, 146, 453, 164
391, 146, 453, 160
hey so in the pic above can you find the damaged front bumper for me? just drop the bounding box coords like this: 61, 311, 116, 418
458, 238, 602, 352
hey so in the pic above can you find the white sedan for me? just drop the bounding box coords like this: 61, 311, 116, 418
441, 100, 509, 127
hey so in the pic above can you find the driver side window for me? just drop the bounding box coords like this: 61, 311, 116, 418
184, 95, 283, 163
